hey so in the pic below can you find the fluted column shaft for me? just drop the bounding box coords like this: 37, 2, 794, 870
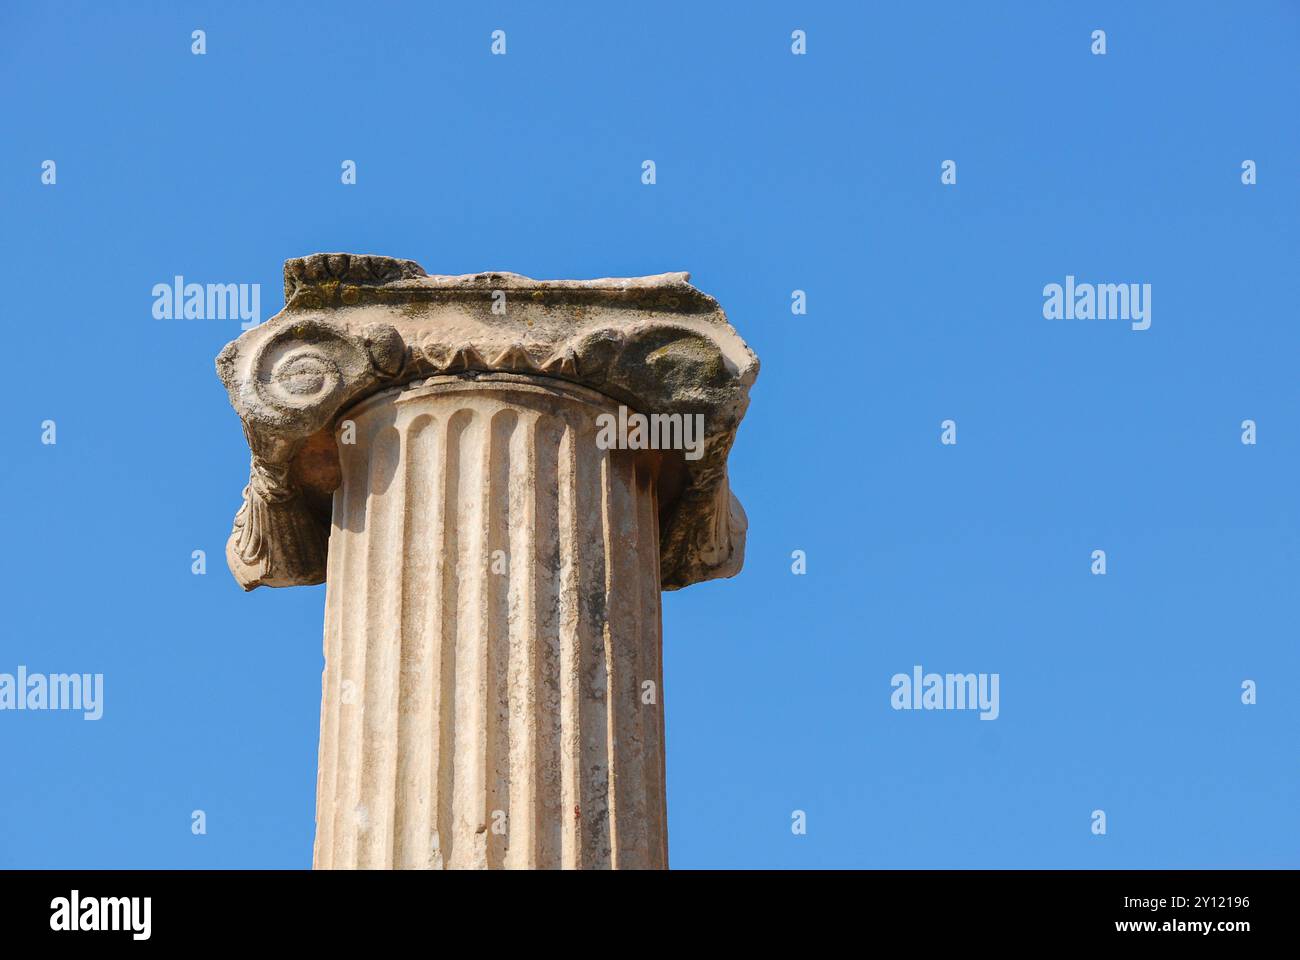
313, 373, 667, 869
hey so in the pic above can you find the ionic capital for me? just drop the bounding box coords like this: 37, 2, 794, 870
215, 253, 759, 591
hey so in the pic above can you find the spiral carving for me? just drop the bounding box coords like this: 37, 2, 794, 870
216, 256, 758, 592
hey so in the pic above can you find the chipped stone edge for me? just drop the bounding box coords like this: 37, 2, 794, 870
216, 253, 759, 593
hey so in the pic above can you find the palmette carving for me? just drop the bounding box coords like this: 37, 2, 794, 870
227, 457, 329, 588
215, 254, 759, 592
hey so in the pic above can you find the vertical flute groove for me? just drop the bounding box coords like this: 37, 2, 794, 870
638, 463, 667, 868
314, 447, 348, 868
578, 441, 611, 868
485, 410, 514, 868
316, 380, 665, 869
393, 413, 436, 867
557, 419, 581, 868
330, 421, 373, 869
606, 455, 648, 868
505, 412, 537, 867
426, 413, 452, 868
358, 426, 403, 868
534, 414, 563, 868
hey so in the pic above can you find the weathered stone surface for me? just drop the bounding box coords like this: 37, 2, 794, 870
216, 254, 759, 592
214, 254, 758, 869
315, 375, 666, 868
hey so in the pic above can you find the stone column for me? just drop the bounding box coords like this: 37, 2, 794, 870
318, 374, 666, 868
215, 254, 757, 869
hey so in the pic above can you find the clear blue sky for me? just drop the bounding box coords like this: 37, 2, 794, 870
2, 1, 1296, 868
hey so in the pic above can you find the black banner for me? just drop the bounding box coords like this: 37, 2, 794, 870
0, 868, 1279, 945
